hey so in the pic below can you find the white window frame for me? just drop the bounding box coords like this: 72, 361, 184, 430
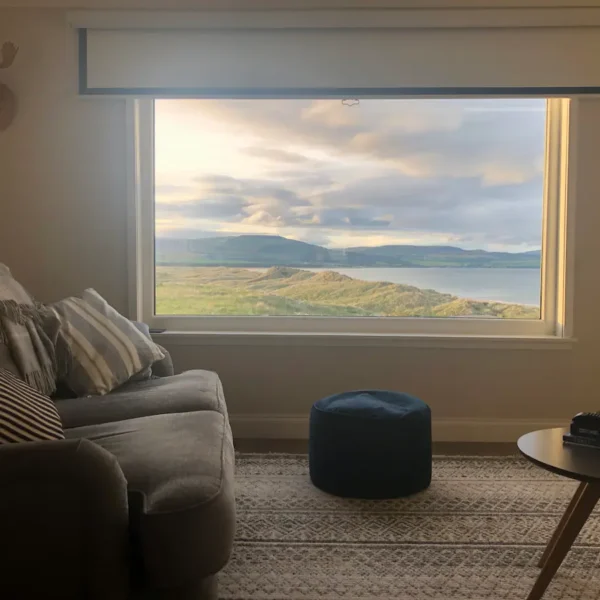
129, 97, 575, 343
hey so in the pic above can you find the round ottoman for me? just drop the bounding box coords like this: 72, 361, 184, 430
309, 390, 432, 498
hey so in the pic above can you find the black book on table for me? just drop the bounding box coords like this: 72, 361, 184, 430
563, 432, 600, 449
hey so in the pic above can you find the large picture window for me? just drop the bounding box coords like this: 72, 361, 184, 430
134, 97, 571, 338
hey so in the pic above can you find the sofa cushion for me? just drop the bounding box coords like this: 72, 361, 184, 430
0, 341, 19, 377
128, 321, 154, 383
149, 344, 174, 379
0, 264, 59, 395
0, 368, 64, 443
52, 289, 164, 396
56, 370, 226, 429
65, 411, 235, 588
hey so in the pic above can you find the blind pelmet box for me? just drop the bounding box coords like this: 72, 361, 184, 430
74, 9, 600, 97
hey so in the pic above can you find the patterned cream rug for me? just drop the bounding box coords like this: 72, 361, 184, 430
219, 454, 600, 600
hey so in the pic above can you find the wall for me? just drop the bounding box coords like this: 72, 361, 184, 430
0, 10, 128, 310
1, 8, 600, 441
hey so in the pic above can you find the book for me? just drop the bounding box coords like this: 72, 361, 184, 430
563, 432, 600, 449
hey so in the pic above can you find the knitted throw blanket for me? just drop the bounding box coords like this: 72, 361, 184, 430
0, 266, 59, 395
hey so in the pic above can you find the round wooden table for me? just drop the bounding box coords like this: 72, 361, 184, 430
518, 427, 600, 600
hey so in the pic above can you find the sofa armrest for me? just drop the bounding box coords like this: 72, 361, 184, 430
152, 344, 175, 377
0, 438, 130, 600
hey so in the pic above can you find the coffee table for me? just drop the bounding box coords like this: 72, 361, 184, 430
518, 427, 600, 600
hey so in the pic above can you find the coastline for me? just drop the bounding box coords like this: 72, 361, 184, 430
244, 265, 541, 308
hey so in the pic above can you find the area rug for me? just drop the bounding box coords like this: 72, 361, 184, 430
219, 454, 600, 600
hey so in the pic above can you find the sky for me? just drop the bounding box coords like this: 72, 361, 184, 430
154, 98, 546, 252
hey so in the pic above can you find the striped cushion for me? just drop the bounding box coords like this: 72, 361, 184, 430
53, 289, 165, 396
0, 368, 64, 443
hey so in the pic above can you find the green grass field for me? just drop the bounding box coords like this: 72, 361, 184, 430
155, 266, 539, 319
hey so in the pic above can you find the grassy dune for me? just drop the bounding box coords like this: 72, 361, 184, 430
156, 266, 539, 319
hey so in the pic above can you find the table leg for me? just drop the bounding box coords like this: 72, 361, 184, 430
538, 481, 587, 568
526, 482, 600, 600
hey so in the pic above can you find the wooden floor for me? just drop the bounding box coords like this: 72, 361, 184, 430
235, 439, 515, 455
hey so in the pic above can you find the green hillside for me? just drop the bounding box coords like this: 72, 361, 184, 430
156, 266, 539, 319
156, 235, 540, 269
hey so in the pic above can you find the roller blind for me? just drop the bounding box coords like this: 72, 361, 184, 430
73, 9, 600, 96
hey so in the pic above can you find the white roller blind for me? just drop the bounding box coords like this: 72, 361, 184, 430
75, 9, 600, 96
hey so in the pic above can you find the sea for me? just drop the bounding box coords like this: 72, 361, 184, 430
302, 267, 541, 306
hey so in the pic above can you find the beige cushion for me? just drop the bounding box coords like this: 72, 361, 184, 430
53, 289, 164, 396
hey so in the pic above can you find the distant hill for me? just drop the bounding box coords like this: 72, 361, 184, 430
156, 235, 330, 266
341, 244, 540, 268
156, 235, 541, 269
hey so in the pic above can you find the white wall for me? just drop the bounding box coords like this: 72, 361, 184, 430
1, 8, 600, 441
0, 10, 129, 310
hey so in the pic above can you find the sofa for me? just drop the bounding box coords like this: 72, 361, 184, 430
0, 347, 236, 600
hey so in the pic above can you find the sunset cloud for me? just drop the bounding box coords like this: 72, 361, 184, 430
154, 98, 546, 251
241, 147, 312, 164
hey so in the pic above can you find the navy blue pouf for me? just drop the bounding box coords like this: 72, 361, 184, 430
309, 390, 432, 499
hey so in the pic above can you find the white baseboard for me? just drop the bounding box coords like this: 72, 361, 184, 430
230, 413, 567, 443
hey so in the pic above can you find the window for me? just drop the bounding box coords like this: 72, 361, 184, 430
134, 97, 572, 338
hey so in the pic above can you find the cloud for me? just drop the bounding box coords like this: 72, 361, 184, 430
301, 100, 362, 128
185, 98, 545, 186
318, 173, 543, 211
193, 174, 305, 206
155, 227, 225, 239
287, 230, 332, 247
242, 147, 311, 164
158, 168, 543, 247
357, 109, 545, 185
157, 196, 246, 220
159, 175, 310, 228
268, 170, 335, 190
310, 208, 393, 229
315, 173, 543, 245
242, 210, 288, 227
302, 99, 464, 134
155, 184, 193, 195
155, 98, 546, 249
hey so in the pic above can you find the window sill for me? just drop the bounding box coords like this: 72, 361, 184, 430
151, 331, 575, 350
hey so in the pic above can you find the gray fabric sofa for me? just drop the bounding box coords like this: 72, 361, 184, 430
0, 350, 236, 600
